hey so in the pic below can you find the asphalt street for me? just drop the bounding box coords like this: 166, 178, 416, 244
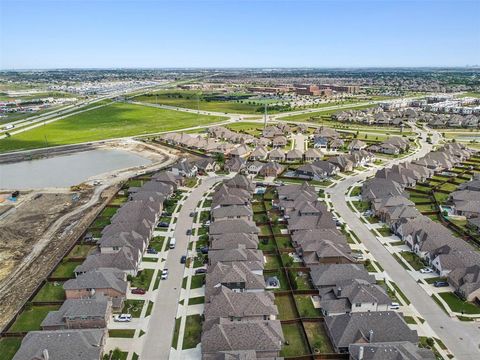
141, 176, 221, 360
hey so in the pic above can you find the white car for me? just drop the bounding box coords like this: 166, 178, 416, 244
420, 268, 433, 274
114, 314, 132, 322
161, 269, 169, 280
389, 302, 400, 310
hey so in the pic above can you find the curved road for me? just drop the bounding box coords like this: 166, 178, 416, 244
325, 128, 480, 360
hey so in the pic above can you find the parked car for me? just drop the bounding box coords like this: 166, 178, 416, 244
420, 268, 434, 274
434, 281, 449, 287
189, 212, 196, 217
352, 253, 364, 261
195, 268, 207, 274
186, 229, 192, 236
204, 220, 211, 226
199, 247, 209, 254
114, 314, 132, 322
131, 288, 146, 295
161, 269, 169, 280
388, 302, 400, 310
180, 255, 187, 264
158, 222, 169, 228
147, 248, 158, 254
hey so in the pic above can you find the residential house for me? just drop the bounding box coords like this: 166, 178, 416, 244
268, 148, 285, 162
447, 265, 480, 302
171, 159, 198, 177
319, 279, 391, 316
310, 264, 375, 289
304, 148, 323, 162
204, 285, 278, 322
259, 162, 284, 178
249, 146, 268, 161
348, 139, 367, 152
286, 149, 303, 162
328, 155, 354, 172
63, 268, 128, 310
246, 161, 264, 176
224, 157, 246, 173
272, 136, 287, 148
349, 342, 435, 360
41, 294, 111, 330
201, 320, 284, 359
325, 311, 418, 353
210, 233, 259, 250
13, 329, 106, 360
212, 205, 253, 222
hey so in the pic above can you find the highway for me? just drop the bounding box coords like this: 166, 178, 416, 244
325, 127, 480, 360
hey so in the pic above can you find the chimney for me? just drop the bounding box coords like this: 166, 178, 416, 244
358, 346, 364, 360
368, 329, 374, 343
43, 349, 50, 360
337, 287, 342, 297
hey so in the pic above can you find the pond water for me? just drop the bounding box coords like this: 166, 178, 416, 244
0, 148, 152, 189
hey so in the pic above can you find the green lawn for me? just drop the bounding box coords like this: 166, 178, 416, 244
134, 91, 269, 114
149, 236, 166, 252
258, 238, 277, 252
303, 321, 333, 353
438, 292, 480, 314
0, 338, 22, 360
66, 244, 94, 258
294, 295, 321, 318
33, 282, 65, 302
182, 314, 202, 349
131, 269, 154, 289
108, 329, 136, 338
399, 251, 426, 271
51, 260, 82, 278
190, 274, 205, 289
280, 323, 310, 357
171, 317, 181, 349
9, 305, 60, 332
0, 102, 226, 153
188, 296, 205, 306
265, 255, 282, 270
275, 294, 298, 320
122, 299, 145, 318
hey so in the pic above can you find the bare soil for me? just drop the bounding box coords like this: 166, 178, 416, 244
0, 185, 119, 331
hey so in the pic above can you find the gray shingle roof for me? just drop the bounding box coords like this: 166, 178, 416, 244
325, 312, 418, 349
13, 329, 105, 360
310, 264, 375, 288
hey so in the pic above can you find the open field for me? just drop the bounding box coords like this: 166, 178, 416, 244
279, 103, 375, 121
0, 102, 226, 152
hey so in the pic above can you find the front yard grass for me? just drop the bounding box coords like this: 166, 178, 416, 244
108, 329, 136, 338
274, 294, 298, 320
190, 274, 205, 289
280, 323, 310, 357
303, 321, 333, 354
182, 314, 202, 349
9, 305, 60, 332
131, 269, 154, 289
172, 317, 181, 349
351, 200, 370, 213
188, 296, 205, 306
149, 236, 166, 252
122, 299, 145, 318
399, 251, 425, 271
294, 295, 321, 318
33, 282, 65, 302
438, 292, 480, 314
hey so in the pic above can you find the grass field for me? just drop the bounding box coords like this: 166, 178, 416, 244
9, 305, 61, 332
279, 103, 375, 122
0, 102, 226, 153
182, 314, 202, 349
33, 282, 65, 302
280, 323, 310, 357
0, 338, 22, 360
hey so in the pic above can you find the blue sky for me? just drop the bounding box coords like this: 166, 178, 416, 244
0, 0, 479, 69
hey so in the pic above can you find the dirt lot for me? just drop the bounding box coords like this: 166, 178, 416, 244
0, 185, 119, 331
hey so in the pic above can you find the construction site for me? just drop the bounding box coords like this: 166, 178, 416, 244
0, 139, 179, 331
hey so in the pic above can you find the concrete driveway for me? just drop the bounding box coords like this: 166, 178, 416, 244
140, 176, 222, 360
